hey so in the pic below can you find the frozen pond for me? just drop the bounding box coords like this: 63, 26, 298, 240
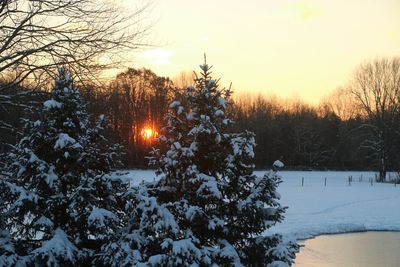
294, 231, 400, 267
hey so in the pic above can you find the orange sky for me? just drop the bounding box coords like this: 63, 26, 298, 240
121, 0, 400, 104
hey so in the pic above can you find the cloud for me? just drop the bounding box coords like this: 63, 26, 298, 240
141, 48, 173, 65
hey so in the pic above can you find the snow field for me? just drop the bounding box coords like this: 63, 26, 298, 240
265, 171, 400, 240
120, 170, 400, 241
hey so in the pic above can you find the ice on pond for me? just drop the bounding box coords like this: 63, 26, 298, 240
294, 231, 400, 267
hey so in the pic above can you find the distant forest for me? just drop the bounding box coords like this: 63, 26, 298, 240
2, 59, 400, 177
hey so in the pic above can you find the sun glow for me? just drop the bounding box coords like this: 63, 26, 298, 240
141, 127, 157, 140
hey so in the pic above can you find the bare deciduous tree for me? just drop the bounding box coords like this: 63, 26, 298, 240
106, 68, 176, 165
0, 0, 150, 142
321, 86, 357, 120
172, 70, 195, 88
0, 0, 150, 89
350, 58, 400, 182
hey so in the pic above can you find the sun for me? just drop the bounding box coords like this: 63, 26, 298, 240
141, 127, 157, 140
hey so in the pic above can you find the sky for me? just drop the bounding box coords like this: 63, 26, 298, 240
121, 0, 400, 104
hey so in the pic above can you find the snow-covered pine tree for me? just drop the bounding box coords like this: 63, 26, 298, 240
100, 183, 210, 266
103, 59, 298, 266
149, 59, 298, 266
0, 185, 19, 267
0, 68, 127, 266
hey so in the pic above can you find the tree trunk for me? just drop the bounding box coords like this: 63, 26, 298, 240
379, 155, 386, 182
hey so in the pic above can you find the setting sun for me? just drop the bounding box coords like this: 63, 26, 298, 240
141, 127, 157, 140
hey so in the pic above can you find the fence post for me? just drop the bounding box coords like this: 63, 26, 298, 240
324, 177, 327, 187
348, 176, 351, 186
302, 177, 304, 187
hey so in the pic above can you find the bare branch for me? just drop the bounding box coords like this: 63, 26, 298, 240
349, 57, 400, 181
0, 0, 151, 90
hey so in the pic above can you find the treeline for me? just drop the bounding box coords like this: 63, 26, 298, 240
234, 56, 400, 180
232, 96, 374, 170
2, 58, 400, 176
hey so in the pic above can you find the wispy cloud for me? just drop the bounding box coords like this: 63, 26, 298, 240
141, 48, 174, 65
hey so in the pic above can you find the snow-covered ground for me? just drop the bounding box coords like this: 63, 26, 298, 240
118, 170, 400, 240
266, 171, 400, 240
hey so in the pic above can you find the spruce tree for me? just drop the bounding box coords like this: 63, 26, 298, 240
0, 191, 19, 267
0, 68, 127, 266
104, 60, 297, 266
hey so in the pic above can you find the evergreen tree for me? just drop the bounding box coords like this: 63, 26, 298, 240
100, 184, 210, 266
0, 68, 127, 266
104, 60, 297, 266
0, 187, 19, 267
